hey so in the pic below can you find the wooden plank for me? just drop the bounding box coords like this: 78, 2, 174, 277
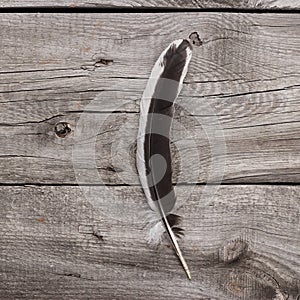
0, 0, 299, 9
0, 185, 299, 299
0, 13, 299, 184
1, 110, 300, 184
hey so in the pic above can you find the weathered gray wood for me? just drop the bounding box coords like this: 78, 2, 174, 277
2, 110, 300, 184
0, 0, 299, 9
0, 185, 299, 299
1, 11, 299, 300
0, 13, 299, 184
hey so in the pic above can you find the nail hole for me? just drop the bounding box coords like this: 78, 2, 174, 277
189, 31, 203, 47
54, 122, 72, 138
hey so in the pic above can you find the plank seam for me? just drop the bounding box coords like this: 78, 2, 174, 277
0, 183, 300, 186
0, 7, 299, 13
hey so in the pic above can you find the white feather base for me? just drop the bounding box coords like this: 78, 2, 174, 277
148, 221, 165, 246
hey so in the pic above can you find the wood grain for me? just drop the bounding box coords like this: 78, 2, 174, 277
0, 185, 299, 300
0, 0, 299, 9
0, 13, 299, 184
1, 10, 299, 300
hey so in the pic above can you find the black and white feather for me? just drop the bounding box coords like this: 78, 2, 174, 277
136, 39, 193, 279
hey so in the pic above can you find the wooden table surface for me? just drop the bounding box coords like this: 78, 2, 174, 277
0, 2, 299, 300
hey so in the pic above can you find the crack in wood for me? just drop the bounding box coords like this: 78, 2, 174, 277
0, 67, 79, 75
219, 85, 300, 99
56, 272, 82, 278
0, 114, 65, 126
224, 119, 300, 130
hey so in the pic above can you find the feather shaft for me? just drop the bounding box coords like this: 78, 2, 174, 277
157, 199, 191, 279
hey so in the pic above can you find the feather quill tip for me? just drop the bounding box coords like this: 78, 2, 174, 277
174, 244, 192, 280
183, 260, 191, 280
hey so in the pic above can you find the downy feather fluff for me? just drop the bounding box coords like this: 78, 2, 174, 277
136, 39, 193, 279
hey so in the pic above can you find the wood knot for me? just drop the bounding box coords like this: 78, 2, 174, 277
189, 32, 203, 46
220, 239, 248, 264
226, 279, 245, 298
54, 122, 72, 138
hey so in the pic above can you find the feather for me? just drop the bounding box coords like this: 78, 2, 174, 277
136, 39, 193, 279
